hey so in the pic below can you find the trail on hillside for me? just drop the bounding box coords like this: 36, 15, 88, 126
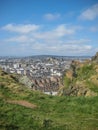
6, 100, 37, 109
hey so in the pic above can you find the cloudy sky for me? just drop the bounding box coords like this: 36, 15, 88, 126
0, 0, 98, 56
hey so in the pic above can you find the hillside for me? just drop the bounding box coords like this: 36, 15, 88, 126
59, 52, 98, 97
0, 54, 98, 130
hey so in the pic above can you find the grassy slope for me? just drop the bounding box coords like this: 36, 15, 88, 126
75, 63, 98, 93
0, 69, 98, 130
63, 62, 98, 92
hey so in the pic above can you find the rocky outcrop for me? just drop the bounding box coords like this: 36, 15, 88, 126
60, 85, 97, 97
19, 76, 33, 88
65, 70, 73, 80
31, 77, 61, 92
19, 75, 61, 92
92, 52, 98, 63
58, 52, 98, 97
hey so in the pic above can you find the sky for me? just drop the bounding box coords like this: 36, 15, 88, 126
0, 0, 98, 56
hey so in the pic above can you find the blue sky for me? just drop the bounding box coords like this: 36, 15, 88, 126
0, 0, 98, 56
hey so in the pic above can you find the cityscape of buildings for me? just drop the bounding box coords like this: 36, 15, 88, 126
0, 56, 89, 95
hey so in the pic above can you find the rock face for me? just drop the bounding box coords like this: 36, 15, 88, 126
32, 77, 61, 92
92, 52, 98, 63
19, 76, 33, 88
58, 52, 98, 97
19, 75, 61, 92
66, 70, 73, 80
60, 85, 97, 97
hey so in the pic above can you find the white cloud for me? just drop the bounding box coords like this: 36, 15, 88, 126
2, 23, 81, 42
17, 36, 92, 55
54, 24, 75, 36
79, 4, 98, 20
66, 39, 91, 44
2, 24, 40, 33
5, 35, 28, 42
3, 24, 79, 51
5, 35, 35, 43
44, 13, 60, 21
95, 47, 98, 52
90, 26, 98, 32
33, 24, 76, 41
28, 42, 92, 55
1, 23, 93, 56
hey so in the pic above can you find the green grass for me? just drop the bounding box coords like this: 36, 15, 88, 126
0, 85, 98, 130
63, 76, 71, 88
76, 64, 95, 80
86, 80, 98, 93
0, 65, 98, 130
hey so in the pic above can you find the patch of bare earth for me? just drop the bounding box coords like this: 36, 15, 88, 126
6, 100, 37, 109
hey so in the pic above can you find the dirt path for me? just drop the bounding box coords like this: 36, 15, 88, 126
6, 100, 37, 109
